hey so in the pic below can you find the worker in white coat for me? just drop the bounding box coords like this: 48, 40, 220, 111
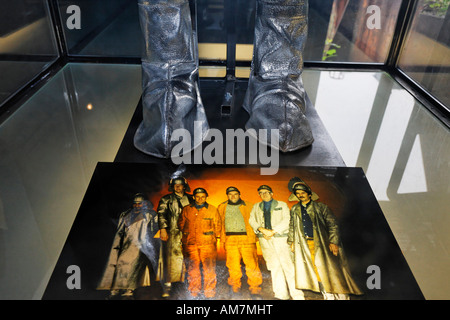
249, 185, 304, 300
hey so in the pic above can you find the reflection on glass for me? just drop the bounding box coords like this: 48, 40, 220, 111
307, 0, 402, 63
0, 0, 59, 107
55, 0, 403, 65
57, 0, 141, 56
313, 69, 448, 204
57, 0, 229, 58
198, 0, 404, 64
396, 135, 428, 194
0, 63, 141, 299
398, 0, 450, 108
313, 69, 450, 299
313, 71, 380, 165
365, 88, 415, 201
199, 0, 404, 64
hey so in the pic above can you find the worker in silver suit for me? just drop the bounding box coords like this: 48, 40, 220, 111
156, 176, 194, 298
135, 0, 313, 158
97, 193, 159, 299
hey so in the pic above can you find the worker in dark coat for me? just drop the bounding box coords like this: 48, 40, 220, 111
287, 178, 364, 299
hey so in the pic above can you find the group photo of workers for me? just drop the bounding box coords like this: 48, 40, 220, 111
97, 174, 364, 300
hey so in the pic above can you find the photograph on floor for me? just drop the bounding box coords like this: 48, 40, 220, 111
42, 162, 424, 300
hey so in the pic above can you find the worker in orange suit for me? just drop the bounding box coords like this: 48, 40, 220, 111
218, 186, 263, 298
178, 187, 221, 298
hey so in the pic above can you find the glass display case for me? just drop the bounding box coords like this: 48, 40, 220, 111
0, 0, 59, 108
0, 0, 448, 302
1, 0, 448, 116
398, 0, 450, 107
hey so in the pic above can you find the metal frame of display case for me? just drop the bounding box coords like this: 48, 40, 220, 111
0, 0, 448, 128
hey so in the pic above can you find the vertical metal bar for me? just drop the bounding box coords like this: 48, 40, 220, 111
47, 0, 69, 61
221, 0, 237, 116
385, 0, 419, 70
387, 0, 449, 121
225, 0, 237, 76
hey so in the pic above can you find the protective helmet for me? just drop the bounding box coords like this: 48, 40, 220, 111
193, 187, 208, 197
288, 177, 319, 201
168, 176, 190, 192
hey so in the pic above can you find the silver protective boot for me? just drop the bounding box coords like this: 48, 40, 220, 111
243, 0, 314, 152
134, 0, 209, 158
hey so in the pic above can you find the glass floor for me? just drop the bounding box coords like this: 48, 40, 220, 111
0, 63, 448, 299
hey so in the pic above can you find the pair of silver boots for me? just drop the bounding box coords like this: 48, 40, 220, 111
134, 0, 314, 158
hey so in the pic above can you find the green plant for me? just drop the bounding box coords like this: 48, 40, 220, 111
422, 0, 449, 17
322, 39, 341, 61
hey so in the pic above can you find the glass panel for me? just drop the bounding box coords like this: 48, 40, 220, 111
0, 63, 141, 299
231, 0, 404, 64
57, 0, 227, 58
311, 69, 450, 299
56, 0, 141, 57
199, 0, 404, 64
1, 66, 449, 299
56, 0, 403, 65
0, 0, 59, 107
306, 0, 402, 63
397, 0, 450, 108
